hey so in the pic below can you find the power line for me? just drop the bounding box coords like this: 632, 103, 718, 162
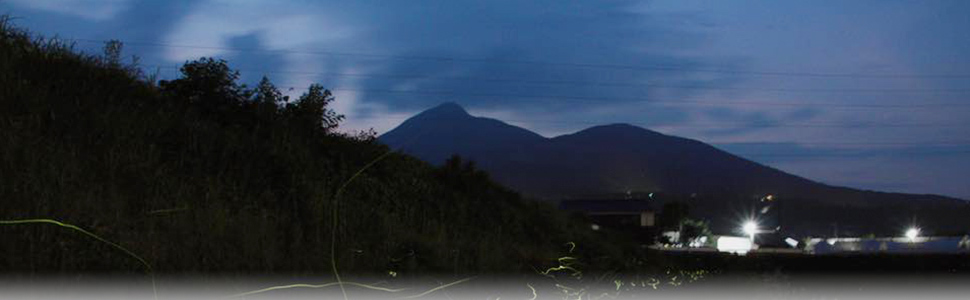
72, 38, 970, 79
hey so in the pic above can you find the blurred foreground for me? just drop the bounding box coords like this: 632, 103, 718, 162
4, 252, 969, 299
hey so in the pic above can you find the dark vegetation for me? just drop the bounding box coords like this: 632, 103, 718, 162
0, 17, 636, 276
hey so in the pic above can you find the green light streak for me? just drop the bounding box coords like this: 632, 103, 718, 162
0, 218, 157, 300
526, 283, 537, 300
146, 206, 189, 215
667, 275, 681, 286
396, 277, 474, 299
228, 277, 474, 299
228, 281, 407, 298
330, 150, 396, 300
540, 265, 582, 278
539, 255, 582, 278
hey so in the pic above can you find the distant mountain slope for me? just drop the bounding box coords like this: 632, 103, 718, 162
545, 123, 819, 198
380, 102, 555, 193
380, 103, 970, 235
380, 102, 546, 165
381, 103, 855, 202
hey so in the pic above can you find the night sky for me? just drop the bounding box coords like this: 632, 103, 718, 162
3, 0, 968, 199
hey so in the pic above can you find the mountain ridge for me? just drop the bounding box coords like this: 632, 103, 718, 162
384, 103, 810, 198
381, 102, 965, 202
379, 103, 969, 235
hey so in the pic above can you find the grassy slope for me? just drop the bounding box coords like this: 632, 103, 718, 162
0, 18, 632, 276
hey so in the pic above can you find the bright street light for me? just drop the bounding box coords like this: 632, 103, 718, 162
742, 221, 758, 238
905, 227, 920, 241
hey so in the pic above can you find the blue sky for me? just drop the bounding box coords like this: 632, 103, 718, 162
3, 0, 968, 199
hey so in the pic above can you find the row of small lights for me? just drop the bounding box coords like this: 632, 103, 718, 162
748, 194, 923, 243
741, 220, 922, 242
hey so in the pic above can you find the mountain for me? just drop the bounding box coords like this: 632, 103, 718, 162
380, 103, 970, 236
380, 102, 546, 165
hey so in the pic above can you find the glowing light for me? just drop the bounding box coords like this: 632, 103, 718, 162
590, 224, 600, 231
716, 236, 753, 254
784, 237, 799, 248
742, 221, 758, 237
688, 236, 708, 248
537, 245, 582, 279
526, 283, 537, 300
905, 227, 920, 241
565, 241, 577, 253
540, 256, 582, 278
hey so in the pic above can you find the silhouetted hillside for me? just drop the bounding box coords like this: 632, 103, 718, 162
0, 18, 629, 275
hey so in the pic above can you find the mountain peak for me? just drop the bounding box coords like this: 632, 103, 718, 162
379, 102, 546, 155
420, 102, 470, 118
595, 123, 643, 131
571, 123, 664, 137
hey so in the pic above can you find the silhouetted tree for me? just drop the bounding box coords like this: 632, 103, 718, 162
252, 76, 286, 104
102, 40, 123, 68
284, 83, 343, 132
679, 218, 712, 245
348, 128, 378, 142
159, 58, 250, 119
251, 76, 287, 121
99, 40, 144, 78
